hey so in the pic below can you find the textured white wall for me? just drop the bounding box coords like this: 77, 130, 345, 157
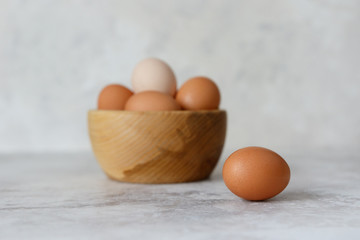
0, 0, 359, 153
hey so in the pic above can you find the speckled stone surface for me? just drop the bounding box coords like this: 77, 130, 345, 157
1, 150, 359, 239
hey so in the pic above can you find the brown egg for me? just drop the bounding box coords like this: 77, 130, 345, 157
98, 84, 133, 110
125, 91, 181, 111
176, 76, 220, 110
222, 147, 290, 201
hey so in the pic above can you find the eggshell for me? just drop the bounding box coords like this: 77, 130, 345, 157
222, 147, 290, 201
176, 76, 220, 110
131, 58, 177, 96
125, 91, 181, 111
98, 84, 133, 110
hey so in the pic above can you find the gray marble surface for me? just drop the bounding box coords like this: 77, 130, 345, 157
1, 150, 360, 239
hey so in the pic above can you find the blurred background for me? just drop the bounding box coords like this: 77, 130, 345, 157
0, 0, 359, 154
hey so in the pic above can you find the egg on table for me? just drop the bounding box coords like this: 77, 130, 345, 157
222, 146, 291, 201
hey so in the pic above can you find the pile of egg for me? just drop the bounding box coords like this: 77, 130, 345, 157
98, 58, 221, 111
96, 58, 291, 201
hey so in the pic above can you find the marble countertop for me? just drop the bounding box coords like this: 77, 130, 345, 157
1, 150, 359, 239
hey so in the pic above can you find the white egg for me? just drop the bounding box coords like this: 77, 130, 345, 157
131, 58, 177, 96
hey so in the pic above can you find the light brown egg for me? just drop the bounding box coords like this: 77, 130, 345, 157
131, 58, 177, 96
98, 84, 133, 110
125, 91, 181, 111
222, 147, 290, 201
176, 76, 220, 110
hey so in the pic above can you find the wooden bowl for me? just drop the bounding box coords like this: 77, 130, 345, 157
88, 110, 227, 184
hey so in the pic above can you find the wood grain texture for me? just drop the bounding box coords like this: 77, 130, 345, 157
88, 110, 227, 183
